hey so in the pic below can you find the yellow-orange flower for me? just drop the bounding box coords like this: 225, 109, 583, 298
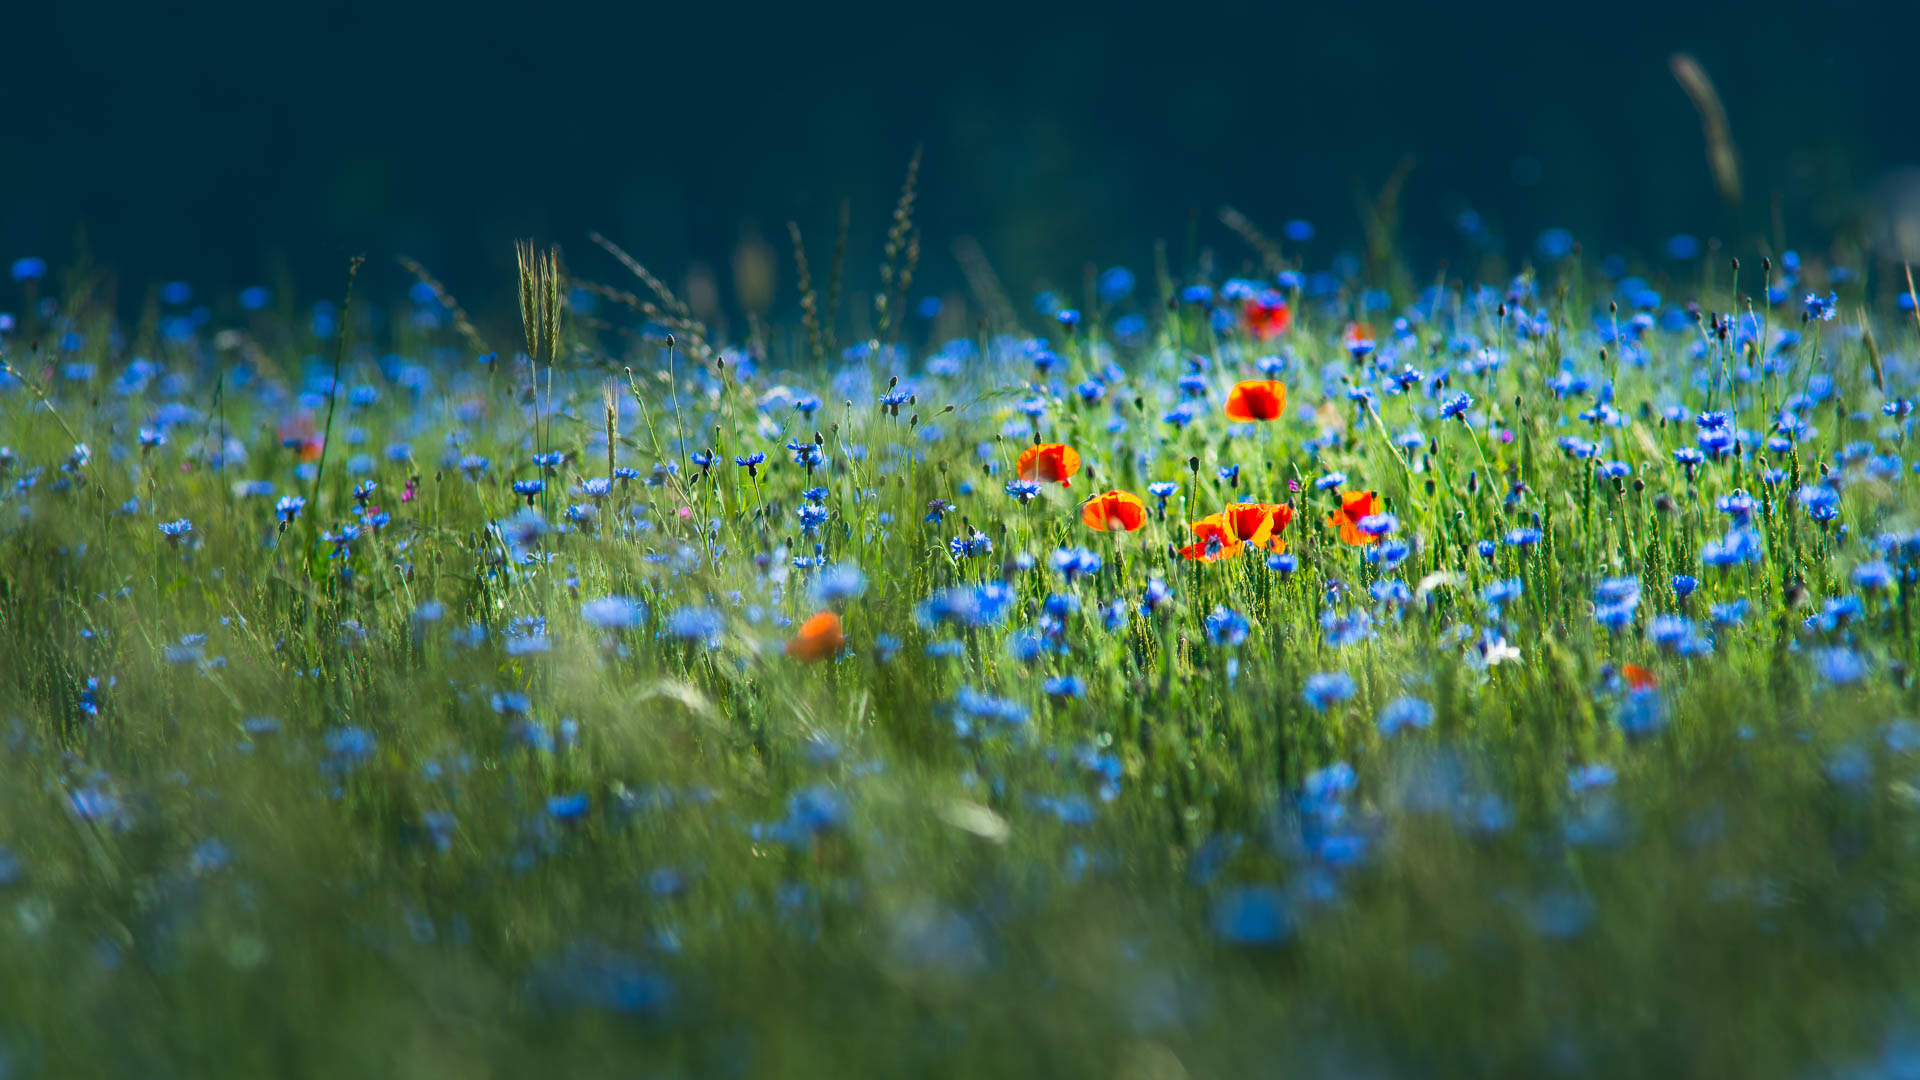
785, 611, 846, 662
1081, 490, 1147, 532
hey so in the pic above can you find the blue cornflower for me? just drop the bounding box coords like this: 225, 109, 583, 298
1716, 491, 1755, 521
1476, 539, 1497, 560
1204, 607, 1250, 646
1358, 513, 1398, 537
735, 451, 767, 476
1006, 631, 1048, 663
1594, 575, 1640, 613
663, 607, 726, 646
1044, 675, 1086, 699
11, 257, 48, 281
1568, 763, 1616, 793
274, 495, 306, 524
1697, 428, 1735, 458
547, 793, 591, 821
1439, 391, 1473, 421
809, 564, 868, 605
787, 441, 825, 471
1798, 483, 1841, 523
1302, 671, 1357, 711
916, 583, 1014, 629
1813, 647, 1867, 686
1853, 561, 1896, 591
948, 531, 992, 559
1649, 615, 1707, 655
1617, 688, 1667, 738
797, 504, 830, 535
1482, 577, 1524, 610
1673, 447, 1705, 468
1050, 547, 1102, 582
323, 726, 377, 769
1701, 526, 1764, 566
1006, 479, 1044, 504
1804, 291, 1838, 322
1302, 761, 1356, 807
1371, 579, 1413, 606
1314, 472, 1347, 491
1162, 401, 1199, 429
158, 518, 192, 542
1210, 886, 1292, 947
1503, 527, 1543, 547
1710, 599, 1749, 626
1141, 577, 1173, 616
1376, 696, 1434, 737
581, 596, 647, 630
1320, 608, 1376, 648
1671, 574, 1699, 598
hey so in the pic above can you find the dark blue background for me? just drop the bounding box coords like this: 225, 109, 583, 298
4, 0, 1913, 307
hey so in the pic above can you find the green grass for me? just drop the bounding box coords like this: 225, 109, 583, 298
1, 236, 1919, 1078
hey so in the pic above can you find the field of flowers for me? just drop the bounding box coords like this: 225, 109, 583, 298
4, 217, 1920, 1077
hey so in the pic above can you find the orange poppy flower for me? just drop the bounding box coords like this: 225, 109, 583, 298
1015, 442, 1082, 487
1224, 502, 1295, 553
785, 611, 846, 662
1622, 663, 1657, 691
1179, 512, 1242, 562
1081, 490, 1147, 532
1224, 380, 1288, 422
1327, 490, 1378, 546
1243, 295, 1292, 341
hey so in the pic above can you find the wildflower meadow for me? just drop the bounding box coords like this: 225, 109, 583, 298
6, 194, 1920, 1076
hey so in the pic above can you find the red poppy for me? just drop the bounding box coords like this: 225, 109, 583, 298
1081, 490, 1147, 532
1015, 442, 1082, 487
1327, 490, 1378, 546
1223, 502, 1295, 553
786, 611, 846, 662
1622, 663, 1657, 691
1223, 380, 1288, 422
1178, 512, 1242, 562
1243, 294, 1292, 341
